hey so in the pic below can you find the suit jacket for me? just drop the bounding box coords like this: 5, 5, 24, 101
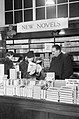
49, 52, 73, 79
1, 57, 14, 78
19, 61, 28, 78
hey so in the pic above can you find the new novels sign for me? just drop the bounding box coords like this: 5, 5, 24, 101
17, 18, 68, 33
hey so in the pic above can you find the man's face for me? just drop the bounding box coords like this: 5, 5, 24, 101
28, 57, 34, 62
51, 47, 60, 57
9, 55, 13, 60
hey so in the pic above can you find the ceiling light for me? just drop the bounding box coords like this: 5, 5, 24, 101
46, 0, 55, 5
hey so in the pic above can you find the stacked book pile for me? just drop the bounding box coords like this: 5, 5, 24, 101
54, 80, 66, 88
76, 86, 79, 104
45, 72, 55, 81
0, 83, 5, 95
60, 86, 76, 104
15, 86, 20, 96
46, 87, 60, 102
25, 86, 33, 98
41, 89, 46, 99
4, 79, 16, 96
6, 85, 16, 96
43, 59, 50, 68
15, 85, 33, 97
5, 78, 26, 96
33, 86, 41, 99
65, 79, 79, 104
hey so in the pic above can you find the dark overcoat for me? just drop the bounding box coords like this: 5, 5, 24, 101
1, 57, 14, 78
49, 53, 73, 79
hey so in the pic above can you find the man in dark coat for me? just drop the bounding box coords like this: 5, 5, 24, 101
1, 51, 14, 78
49, 45, 73, 79
18, 55, 28, 78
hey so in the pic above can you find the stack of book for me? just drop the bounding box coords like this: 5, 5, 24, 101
5, 79, 16, 96
76, 86, 79, 104
46, 87, 60, 102
45, 72, 55, 81
43, 59, 50, 68
15, 86, 20, 96
41, 89, 46, 99
33, 85, 41, 99
0, 83, 5, 95
25, 85, 33, 98
54, 80, 66, 88
6, 85, 15, 96
60, 86, 76, 104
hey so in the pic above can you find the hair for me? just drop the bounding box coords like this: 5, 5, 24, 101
27, 51, 34, 58
52, 44, 61, 52
5, 51, 14, 57
18, 55, 25, 62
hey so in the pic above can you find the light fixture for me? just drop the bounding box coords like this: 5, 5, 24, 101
46, 0, 55, 5
59, 29, 65, 35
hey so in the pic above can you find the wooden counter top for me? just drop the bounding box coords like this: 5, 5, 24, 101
0, 96, 79, 119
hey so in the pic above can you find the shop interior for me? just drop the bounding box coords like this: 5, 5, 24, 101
0, 0, 79, 119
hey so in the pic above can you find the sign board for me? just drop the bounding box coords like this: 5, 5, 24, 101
17, 18, 68, 33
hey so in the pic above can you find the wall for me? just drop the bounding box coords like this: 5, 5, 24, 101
0, 0, 5, 28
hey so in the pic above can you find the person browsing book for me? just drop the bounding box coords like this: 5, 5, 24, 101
1, 51, 14, 78
49, 45, 73, 79
26, 51, 44, 80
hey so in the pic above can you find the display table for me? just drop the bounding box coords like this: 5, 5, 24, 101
0, 96, 79, 119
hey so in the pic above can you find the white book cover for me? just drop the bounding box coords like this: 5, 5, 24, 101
27, 61, 36, 75
45, 72, 55, 81
0, 64, 4, 82
0, 64, 4, 76
10, 69, 17, 79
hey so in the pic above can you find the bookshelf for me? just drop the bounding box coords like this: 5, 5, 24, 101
5, 36, 79, 71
